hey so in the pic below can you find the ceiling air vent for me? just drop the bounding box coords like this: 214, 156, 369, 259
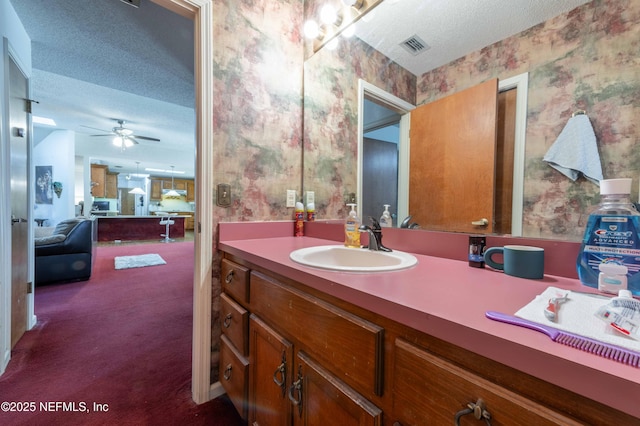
400, 35, 430, 56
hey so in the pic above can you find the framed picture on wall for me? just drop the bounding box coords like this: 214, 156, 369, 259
36, 165, 53, 204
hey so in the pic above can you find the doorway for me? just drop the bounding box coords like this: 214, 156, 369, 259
3, 0, 214, 403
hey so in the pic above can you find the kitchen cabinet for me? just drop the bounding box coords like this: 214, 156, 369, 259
149, 177, 194, 201
150, 180, 162, 200
90, 164, 108, 197
91, 165, 117, 199
218, 251, 637, 425
105, 172, 118, 199
186, 179, 195, 201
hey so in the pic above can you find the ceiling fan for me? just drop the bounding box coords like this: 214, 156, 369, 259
83, 119, 160, 151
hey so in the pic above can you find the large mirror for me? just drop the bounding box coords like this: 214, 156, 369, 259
303, 0, 640, 242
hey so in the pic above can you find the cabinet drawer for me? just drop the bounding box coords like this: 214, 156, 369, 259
221, 259, 250, 305
220, 334, 249, 421
250, 271, 384, 396
221, 292, 249, 356
392, 338, 580, 426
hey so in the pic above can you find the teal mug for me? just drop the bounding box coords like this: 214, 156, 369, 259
483, 245, 545, 279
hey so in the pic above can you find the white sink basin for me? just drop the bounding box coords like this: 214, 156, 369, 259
289, 245, 418, 272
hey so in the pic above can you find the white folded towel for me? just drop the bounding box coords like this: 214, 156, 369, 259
543, 113, 603, 185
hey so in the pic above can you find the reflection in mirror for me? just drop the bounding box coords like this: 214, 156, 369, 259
303, 0, 640, 242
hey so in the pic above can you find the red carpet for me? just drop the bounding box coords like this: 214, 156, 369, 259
0, 242, 242, 426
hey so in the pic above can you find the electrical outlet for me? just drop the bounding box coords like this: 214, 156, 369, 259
305, 191, 315, 206
286, 190, 296, 208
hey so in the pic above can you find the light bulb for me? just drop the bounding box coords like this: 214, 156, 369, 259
124, 138, 134, 147
303, 20, 320, 39
320, 5, 337, 25
113, 136, 123, 147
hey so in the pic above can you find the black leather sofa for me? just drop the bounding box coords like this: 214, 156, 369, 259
35, 218, 96, 286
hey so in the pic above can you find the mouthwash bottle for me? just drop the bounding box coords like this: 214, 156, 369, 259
577, 178, 640, 296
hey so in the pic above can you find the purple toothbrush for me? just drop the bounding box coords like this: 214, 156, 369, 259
485, 311, 640, 367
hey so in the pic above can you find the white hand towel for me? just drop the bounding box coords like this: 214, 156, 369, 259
543, 114, 604, 185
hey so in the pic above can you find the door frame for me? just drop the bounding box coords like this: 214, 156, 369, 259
0, 0, 216, 404
151, 0, 215, 404
357, 80, 415, 223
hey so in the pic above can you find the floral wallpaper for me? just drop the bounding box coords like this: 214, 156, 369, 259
210, 0, 304, 381
304, 36, 416, 219
416, 0, 640, 241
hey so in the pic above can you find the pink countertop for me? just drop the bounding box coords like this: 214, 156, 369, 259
218, 222, 640, 418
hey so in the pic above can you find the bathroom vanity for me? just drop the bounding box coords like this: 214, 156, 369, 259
217, 223, 639, 425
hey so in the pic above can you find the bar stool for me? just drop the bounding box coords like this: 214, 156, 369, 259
159, 214, 176, 243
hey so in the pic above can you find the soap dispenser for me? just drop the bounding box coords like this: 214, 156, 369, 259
344, 203, 361, 248
379, 204, 392, 228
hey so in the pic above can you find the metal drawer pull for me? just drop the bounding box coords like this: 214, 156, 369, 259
288, 366, 303, 417
225, 270, 235, 284
273, 351, 287, 397
223, 364, 233, 381
223, 313, 232, 328
454, 398, 491, 425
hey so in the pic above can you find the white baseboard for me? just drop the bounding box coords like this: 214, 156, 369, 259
209, 381, 226, 400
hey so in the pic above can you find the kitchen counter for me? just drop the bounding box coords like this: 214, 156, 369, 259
97, 215, 186, 241
218, 225, 640, 419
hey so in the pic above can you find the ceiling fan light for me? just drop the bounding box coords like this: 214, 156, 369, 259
113, 136, 123, 147
124, 138, 134, 147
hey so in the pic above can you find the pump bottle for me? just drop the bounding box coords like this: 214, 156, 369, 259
379, 204, 392, 228
344, 203, 361, 248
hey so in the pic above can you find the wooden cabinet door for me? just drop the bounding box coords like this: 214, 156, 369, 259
249, 314, 293, 426
150, 180, 162, 200
291, 351, 381, 426
186, 179, 195, 201
105, 172, 118, 198
90, 165, 107, 197
409, 79, 498, 234
220, 334, 249, 421
392, 338, 579, 426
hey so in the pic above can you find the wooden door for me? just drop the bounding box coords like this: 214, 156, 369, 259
494, 88, 516, 235
409, 79, 498, 233
119, 189, 135, 215
292, 351, 381, 426
10, 55, 29, 348
249, 314, 293, 426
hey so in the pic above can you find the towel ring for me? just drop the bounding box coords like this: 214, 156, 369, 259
572, 109, 586, 117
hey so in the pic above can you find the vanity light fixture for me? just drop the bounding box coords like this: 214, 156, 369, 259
129, 161, 146, 195
305, 0, 382, 51
342, 0, 364, 8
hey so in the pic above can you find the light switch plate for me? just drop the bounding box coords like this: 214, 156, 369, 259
306, 191, 315, 206
286, 190, 296, 208
217, 184, 231, 207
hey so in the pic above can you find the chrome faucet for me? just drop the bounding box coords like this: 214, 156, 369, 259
359, 217, 391, 252
400, 215, 420, 229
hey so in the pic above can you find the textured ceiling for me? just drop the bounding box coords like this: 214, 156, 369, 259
10, 0, 196, 178
11, 0, 590, 178
354, 0, 590, 76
